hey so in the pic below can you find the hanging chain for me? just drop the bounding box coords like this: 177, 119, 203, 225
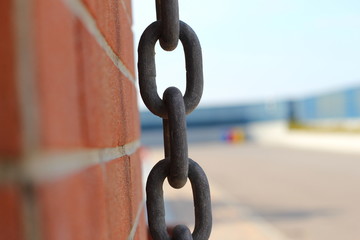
138, 1, 212, 239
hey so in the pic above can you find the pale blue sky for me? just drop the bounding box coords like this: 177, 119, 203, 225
133, 0, 360, 109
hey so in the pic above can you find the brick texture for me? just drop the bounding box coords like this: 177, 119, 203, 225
0, 0, 22, 157
1, 0, 145, 239
34, 0, 140, 150
105, 156, 132, 240
0, 184, 24, 240
37, 165, 109, 240
78, 25, 139, 147
135, 214, 148, 240
130, 151, 148, 240
82, 0, 135, 75
34, 0, 84, 149
37, 153, 144, 240
129, 151, 143, 219
121, 78, 141, 144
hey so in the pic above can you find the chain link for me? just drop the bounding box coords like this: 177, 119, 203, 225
138, 1, 212, 239
146, 159, 212, 240
163, 87, 188, 189
138, 21, 203, 119
155, 0, 179, 51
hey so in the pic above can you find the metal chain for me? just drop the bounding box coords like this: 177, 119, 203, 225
155, 0, 179, 51
163, 87, 188, 189
138, 1, 212, 239
138, 21, 203, 119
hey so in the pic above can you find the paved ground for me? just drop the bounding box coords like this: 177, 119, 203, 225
145, 143, 360, 240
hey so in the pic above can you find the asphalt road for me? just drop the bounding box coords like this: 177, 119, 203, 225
149, 143, 360, 240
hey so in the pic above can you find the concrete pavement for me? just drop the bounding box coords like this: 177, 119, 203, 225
144, 146, 289, 240
143, 142, 360, 240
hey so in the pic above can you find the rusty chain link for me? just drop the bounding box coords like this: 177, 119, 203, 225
146, 159, 212, 240
163, 87, 188, 189
155, 0, 179, 50
138, 21, 203, 119
137, 0, 212, 239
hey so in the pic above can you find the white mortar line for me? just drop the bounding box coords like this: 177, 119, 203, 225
29, 139, 141, 182
13, 0, 43, 239
62, 0, 136, 85
127, 200, 145, 240
99, 139, 140, 162
0, 140, 141, 183
14, 0, 40, 157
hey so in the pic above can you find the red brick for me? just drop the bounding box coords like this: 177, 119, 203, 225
0, 183, 24, 240
33, 0, 138, 150
37, 165, 108, 240
33, 0, 84, 149
120, 0, 133, 24
134, 211, 148, 240
78, 25, 139, 148
0, 0, 22, 157
36, 154, 144, 240
78, 25, 125, 147
120, 78, 141, 144
82, 0, 135, 75
129, 150, 147, 240
129, 150, 143, 216
105, 156, 132, 240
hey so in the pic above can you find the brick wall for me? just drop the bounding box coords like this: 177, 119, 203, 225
0, 0, 146, 239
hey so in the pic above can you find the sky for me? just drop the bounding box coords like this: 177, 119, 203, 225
132, 0, 360, 109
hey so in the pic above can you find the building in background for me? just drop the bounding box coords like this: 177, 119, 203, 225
141, 86, 360, 145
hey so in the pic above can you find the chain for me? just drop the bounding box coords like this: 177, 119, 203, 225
138, 1, 212, 239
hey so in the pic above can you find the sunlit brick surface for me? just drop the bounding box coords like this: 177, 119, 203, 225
0, 0, 21, 157
0, 184, 24, 240
0, 0, 145, 239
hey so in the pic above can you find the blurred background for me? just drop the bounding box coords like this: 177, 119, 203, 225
133, 0, 360, 240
